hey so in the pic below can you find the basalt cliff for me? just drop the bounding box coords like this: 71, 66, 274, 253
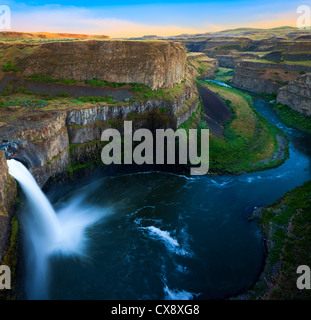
16, 41, 187, 91
232, 60, 311, 94
276, 73, 311, 116
0, 40, 201, 265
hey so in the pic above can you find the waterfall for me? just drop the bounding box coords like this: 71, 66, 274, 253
7, 159, 105, 299
7, 160, 61, 243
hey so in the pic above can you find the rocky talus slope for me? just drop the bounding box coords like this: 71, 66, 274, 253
16, 40, 187, 90
276, 73, 311, 116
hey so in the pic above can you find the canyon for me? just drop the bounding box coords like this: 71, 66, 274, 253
0, 28, 310, 300
0, 39, 207, 265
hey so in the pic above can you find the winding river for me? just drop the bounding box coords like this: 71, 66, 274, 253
20, 90, 311, 300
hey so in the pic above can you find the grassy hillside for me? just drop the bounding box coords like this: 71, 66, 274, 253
198, 81, 288, 174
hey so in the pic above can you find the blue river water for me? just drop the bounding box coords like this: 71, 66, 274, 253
21, 94, 311, 300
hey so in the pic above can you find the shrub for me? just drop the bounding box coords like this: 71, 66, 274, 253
28, 74, 58, 83
61, 79, 78, 84
84, 79, 126, 88
77, 96, 117, 104
57, 92, 71, 98
1, 85, 13, 96
40, 93, 54, 100
14, 87, 33, 95
2, 61, 19, 72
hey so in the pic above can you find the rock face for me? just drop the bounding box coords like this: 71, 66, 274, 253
232, 60, 311, 94
0, 78, 198, 187
0, 39, 198, 263
17, 40, 187, 90
276, 74, 311, 116
0, 79, 198, 260
0, 150, 17, 264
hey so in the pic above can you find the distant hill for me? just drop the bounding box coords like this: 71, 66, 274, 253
0, 31, 109, 40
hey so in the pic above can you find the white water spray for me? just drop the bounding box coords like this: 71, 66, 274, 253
7, 159, 105, 299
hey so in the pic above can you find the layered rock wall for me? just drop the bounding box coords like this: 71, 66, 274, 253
17, 40, 187, 90
276, 73, 311, 116
1, 81, 198, 187
232, 60, 311, 94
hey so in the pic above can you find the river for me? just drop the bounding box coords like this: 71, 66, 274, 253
19, 92, 311, 300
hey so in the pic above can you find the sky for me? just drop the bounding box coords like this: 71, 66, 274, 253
1, 0, 310, 37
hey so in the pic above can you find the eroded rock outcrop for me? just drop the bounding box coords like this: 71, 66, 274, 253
276, 73, 311, 116
16, 41, 187, 90
232, 60, 311, 94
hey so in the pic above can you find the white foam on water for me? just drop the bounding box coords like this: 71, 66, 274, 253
210, 179, 232, 187
162, 273, 200, 300
164, 285, 199, 300
140, 225, 191, 257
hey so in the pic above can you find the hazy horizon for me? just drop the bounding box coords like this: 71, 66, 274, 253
1, 0, 307, 38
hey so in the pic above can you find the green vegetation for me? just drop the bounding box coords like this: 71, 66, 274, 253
84, 78, 127, 88
1, 98, 50, 109
130, 83, 166, 100
178, 100, 202, 131
61, 79, 78, 84
27, 74, 80, 84
198, 80, 288, 174
22, 74, 190, 103
214, 67, 233, 83
56, 92, 71, 98
14, 87, 34, 95
27, 74, 59, 83
249, 180, 311, 300
274, 103, 311, 134
130, 81, 188, 102
2, 61, 19, 72
247, 58, 311, 68
1, 84, 13, 96
77, 95, 117, 104
195, 60, 211, 76
215, 44, 243, 51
